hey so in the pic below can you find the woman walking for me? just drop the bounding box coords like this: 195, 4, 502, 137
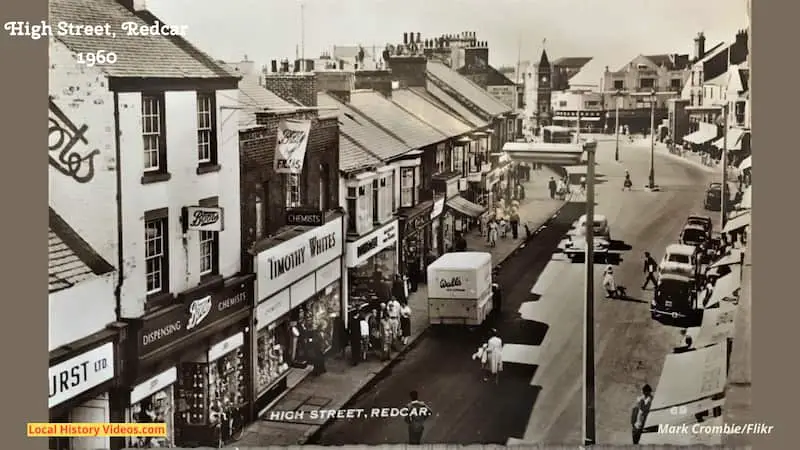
488, 220, 498, 247
485, 329, 504, 384
399, 301, 412, 345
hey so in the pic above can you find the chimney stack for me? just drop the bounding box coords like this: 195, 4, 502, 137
403, 33, 409, 45
270, 60, 278, 73
694, 32, 706, 61
280, 58, 290, 73
416, 32, 421, 44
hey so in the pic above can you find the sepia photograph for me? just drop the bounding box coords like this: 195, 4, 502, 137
44, 0, 751, 447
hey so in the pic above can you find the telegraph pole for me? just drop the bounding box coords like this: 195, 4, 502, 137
583, 139, 597, 446
648, 89, 656, 189
720, 103, 729, 228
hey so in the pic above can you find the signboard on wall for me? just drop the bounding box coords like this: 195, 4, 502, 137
273, 119, 312, 174
49, 342, 114, 408
345, 221, 398, 268
488, 85, 516, 108
183, 206, 224, 232
256, 217, 343, 300
286, 208, 324, 227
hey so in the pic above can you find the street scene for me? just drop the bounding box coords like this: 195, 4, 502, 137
45, 0, 750, 448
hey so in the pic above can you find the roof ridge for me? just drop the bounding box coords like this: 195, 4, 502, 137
407, 88, 474, 130
427, 61, 511, 114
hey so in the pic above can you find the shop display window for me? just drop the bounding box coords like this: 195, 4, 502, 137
128, 386, 175, 448
348, 248, 396, 310
176, 347, 246, 426
256, 323, 291, 394
300, 281, 341, 353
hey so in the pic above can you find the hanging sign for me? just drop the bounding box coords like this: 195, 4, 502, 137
183, 206, 224, 232
273, 119, 312, 174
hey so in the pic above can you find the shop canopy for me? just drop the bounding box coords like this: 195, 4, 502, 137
502, 142, 585, 165
644, 342, 728, 430
722, 211, 751, 233
712, 128, 748, 151
738, 155, 752, 170
683, 128, 717, 145
710, 249, 744, 269
563, 165, 588, 176
692, 301, 738, 349
446, 195, 487, 219
705, 264, 742, 309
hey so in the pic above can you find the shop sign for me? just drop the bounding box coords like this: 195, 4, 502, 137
183, 206, 224, 232
137, 280, 253, 358
209, 332, 245, 362
130, 367, 177, 405
256, 289, 291, 331
49, 342, 114, 408
316, 258, 342, 292
346, 221, 398, 268
286, 208, 324, 227
256, 217, 343, 300
430, 199, 444, 221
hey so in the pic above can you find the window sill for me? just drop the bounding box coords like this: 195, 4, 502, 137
145, 292, 175, 311
196, 163, 221, 175
199, 273, 224, 288
141, 171, 172, 185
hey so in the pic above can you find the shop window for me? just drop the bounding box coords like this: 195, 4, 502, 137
145, 209, 169, 298
468, 145, 480, 174
199, 230, 219, 277
141, 93, 169, 183
348, 247, 397, 312
300, 280, 342, 353
256, 323, 291, 395
507, 119, 514, 138
128, 386, 175, 448
346, 187, 357, 232
639, 78, 655, 89
558, 100, 567, 107
196, 92, 218, 168
284, 173, 301, 208
613, 80, 624, 90
435, 144, 446, 174
450, 147, 464, 175
400, 167, 416, 207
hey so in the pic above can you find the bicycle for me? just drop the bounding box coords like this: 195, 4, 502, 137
215, 404, 245, 448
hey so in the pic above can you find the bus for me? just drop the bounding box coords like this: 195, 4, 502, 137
540, 125, 574, 143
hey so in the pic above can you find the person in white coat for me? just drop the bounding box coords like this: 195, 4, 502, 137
485, 329, 504, 384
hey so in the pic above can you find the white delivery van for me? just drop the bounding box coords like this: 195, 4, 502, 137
427, 252, 493, 326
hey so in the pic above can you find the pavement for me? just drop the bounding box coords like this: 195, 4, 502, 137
308, 138, 720, 446
232, 166, 568, 447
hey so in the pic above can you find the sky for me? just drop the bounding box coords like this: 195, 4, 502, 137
147, 0, 749, 72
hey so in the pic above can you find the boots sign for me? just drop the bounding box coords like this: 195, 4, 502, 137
183, 206, 224, 232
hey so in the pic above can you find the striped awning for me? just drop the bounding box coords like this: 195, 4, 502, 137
712, 128, 748, 151
722, 212, 751, 233
446, 195, 487, 219
683, 128, 717, 145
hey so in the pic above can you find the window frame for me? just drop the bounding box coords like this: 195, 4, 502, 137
141, 93, 170, 184
450, 146, 463, 175
346, 186, 357, 233
435, 144, 446, 174
400, 167, 417, 208
285, 173, 302, 208
144, 208, 170, 306
196, 91, 220, 173
198, 230, 219, 277
613, 80, 625, 90
639, 78, 656, 89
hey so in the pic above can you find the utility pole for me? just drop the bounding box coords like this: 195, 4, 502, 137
300, 1, 305, 63
720, 103, 729, 228
648, 89, 656, 189
583, 138, 597, 446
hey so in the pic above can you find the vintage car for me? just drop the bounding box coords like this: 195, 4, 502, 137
704, 182, 731, 211
679, 223, 710, 250
685, 215, 713, 236
568, 214, 611, 241
652, 272, 702, 324
659, 243, 701, 280
562, 235, 610, 262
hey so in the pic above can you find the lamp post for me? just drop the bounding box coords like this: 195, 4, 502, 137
717, 103, 730, 229
614, 90, 622, 161
647, 89, 657, 189
583, 138, 597, 446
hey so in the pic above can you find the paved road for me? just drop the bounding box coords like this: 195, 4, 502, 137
309, 140, 717, 446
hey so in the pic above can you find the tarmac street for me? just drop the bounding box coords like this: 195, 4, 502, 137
309, 138, 720, 446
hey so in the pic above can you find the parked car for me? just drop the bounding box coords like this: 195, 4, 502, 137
685, 215, 713, 236
704, 182, 731, 211
568, 214, 611, 241
679, 224, 710, 249
652, 273, 702, 325
659, 243, 702, 281
562, 235, 610, 262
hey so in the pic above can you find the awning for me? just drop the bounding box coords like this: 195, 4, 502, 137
446, 195, 487, 219
694, 302, 738, 348
738, 155, 752, 170
553, 116, 602, 122
722, 212, 751, 233
710, 249, 743, 269
563, 165, 588, 175
683, 128, 717, 145
706, 265, 742, 308
502, 142, 585, 165
739, 186, 751, 209
712, 128, 747, 151
645, 342, 728, 429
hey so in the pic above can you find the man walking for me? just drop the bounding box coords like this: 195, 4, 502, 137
405, 390, 433, 445
642, 251, 659, 290
631, 384, 654, 444
548, 177, 557, 199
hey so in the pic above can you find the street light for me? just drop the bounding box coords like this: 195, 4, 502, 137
613, 90, 622, 161
629, 89, 676, 191
582, 138, 597, 447
713, 102, 731, 228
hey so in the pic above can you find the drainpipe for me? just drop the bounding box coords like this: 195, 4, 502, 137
113, 92, 124, 319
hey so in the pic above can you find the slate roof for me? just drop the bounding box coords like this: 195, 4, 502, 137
347, 90, 449, 149
426, 61, 511, 117
697, 42, 728, 64
317, 93, 413, 171
389, 89, 473, 137
235, 75, 295, 129
421, 83, 489, 128
50, 0, 237, 79
552, 57, 592, 68
645, 54, 691, 71
49, 208, 114, 294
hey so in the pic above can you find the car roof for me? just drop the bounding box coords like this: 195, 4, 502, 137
682, 224, 706, 232
659, 273, 694, 283
686, 215, 711, 221
579, 214, 607, 222
665, 243, 697, 255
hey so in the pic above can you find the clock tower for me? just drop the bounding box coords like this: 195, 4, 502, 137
535, 48, 552, 128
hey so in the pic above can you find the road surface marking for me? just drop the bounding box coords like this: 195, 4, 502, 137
502, 343, 541, 366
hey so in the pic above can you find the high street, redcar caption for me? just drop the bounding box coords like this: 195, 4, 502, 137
3, 20, 188, 40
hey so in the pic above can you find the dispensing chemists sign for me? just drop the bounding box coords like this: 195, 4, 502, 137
49, 342, 114, 408
274, 119, 312, 174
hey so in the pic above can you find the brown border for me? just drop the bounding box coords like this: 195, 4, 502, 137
1, 0, 47, 448
0, 0, 786, 449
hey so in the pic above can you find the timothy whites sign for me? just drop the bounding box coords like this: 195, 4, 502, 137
273, 119, 312, 174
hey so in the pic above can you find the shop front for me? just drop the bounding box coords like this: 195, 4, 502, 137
123, 275, 254, 448
252, 216, 344, 415
49, 328, 124, 450
398, 200, 438, 289
345, 220, 399, 313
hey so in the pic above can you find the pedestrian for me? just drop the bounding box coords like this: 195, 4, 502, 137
499, 217, 508, 238
579, 176, 587, 194
349, 311, 364, 364
631, 384, 654, 444
509, 211, 520, 239
455, 233, 468, 251
485, 329, 504, 384
392, 274, 407, 304
623, 170, 633, 191
379, 311, 393, 361
386, 296, 402, 346
359, 312, 370, 360
488, 220, 498, 247
674, 328, 694, 353
399, 300, 412, 345
472, 342, 490, 376
405, 391, 433, 445
518, 183, 526, 200
306, 329, 326, 375
642, 252, 659, 290
548, 177, 557, 199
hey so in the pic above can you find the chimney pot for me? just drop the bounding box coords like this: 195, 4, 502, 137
403, 33, 408, 44
270, 60, 278, 73
416, 32, 421, 43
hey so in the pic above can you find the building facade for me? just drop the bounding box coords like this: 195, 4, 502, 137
550, 89, 605, 131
